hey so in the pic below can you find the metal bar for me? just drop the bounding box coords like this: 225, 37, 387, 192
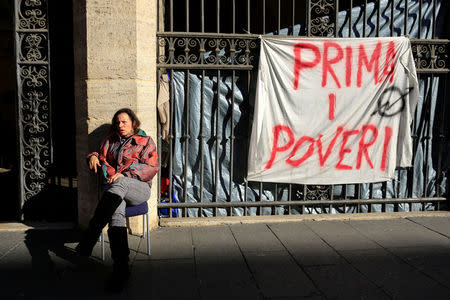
363, 0, 367, 37
186, 0, 189, 32
157, 64, 255, 71
432, 0, 436, 39
349, 0, 353, 37
214, 70, 221, 216
275, 184, 278, 203
394, 169, 400, 212
404, 0, 408, 35
247, 0, 250, 33
146, 213, 150, 255
157, 70, 162, 203
424, 75, 433, 197
217, 0, 220, 33
416, 69, 450, 74
101, 230, 105, 261
200, 70, 205, 209
183, 70, 190, 209
157, 197, 446, 208
157, 32, 260, 38
335, 0, 339, 37
201, 0, 204, 32
263, 0, 266, 34
170, 0, 173, 32
233, 0, 236, 34
418, 0, 422, 39
259, 182, 263, 216
168, 69, 174, 216
436, 74, 447, 197
390, 0, 394, 36
245, 68, 251, 215
356, 183, 361, 200
288, 184, 292, 215
230, 71, 236, 203
244, 180, 248, 216
410, 74, 418, 199
278, 0, 281, 35
13, 60, 48, 65
377, 0, 381, 37
15, 28, 48, 33
409, 73, 420, 198
159, 29, 450, 39
292, 0, 295, 36
307, 0, 311, 37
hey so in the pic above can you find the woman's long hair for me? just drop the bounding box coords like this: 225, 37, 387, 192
110, 108, 141, 135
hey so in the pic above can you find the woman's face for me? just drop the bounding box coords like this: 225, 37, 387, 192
116, 113, 135, 137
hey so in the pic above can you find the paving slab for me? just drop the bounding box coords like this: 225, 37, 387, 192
388, 245, 450, 289
408, 216, 450, 238
128, 258, 198, 300
304, 258, 389, 300
339, 247, 450, 299
135, 227, 193, 260
268, 222, 341, 266
191, 226, 242, 258
305, 220, 379, 251
243, 250, 319, 298
229, 224, 284, 253
0, 231, 24, 258
198, 278, 261, 300
191, 226, 263, 299
192, 226, 251, 281
267, 297, 326, 300
346, 218, 450, 248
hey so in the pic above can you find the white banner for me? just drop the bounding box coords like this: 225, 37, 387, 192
247, 37, 418, 184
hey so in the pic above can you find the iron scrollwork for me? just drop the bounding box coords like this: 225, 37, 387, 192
157, 33, 259, 69
15, 0, 51, 202
305, 185, 331, 200
18, 33, 48, 62
411, 40, 449, 73
309, 0, 336, 37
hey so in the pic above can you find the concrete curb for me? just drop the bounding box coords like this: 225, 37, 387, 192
3, 212, 449, 231
159, 211, 450, 227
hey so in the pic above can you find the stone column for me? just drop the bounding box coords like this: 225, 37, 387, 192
73, 0, 159, 231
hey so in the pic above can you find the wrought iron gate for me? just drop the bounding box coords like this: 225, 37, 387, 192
14, 0, 77, 221
14, 0, 52, 209
156, 0, 449, 218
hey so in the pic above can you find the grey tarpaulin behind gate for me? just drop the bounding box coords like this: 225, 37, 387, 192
171, 0, 448, 216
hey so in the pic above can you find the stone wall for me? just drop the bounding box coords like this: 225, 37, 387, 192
73, 0, 159, 231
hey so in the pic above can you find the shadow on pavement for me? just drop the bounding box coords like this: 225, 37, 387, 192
11, 229, 113, 298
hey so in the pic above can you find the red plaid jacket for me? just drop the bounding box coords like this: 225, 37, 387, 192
88, 129, 159, 187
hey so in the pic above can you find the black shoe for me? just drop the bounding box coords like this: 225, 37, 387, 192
76, 192, 123, 257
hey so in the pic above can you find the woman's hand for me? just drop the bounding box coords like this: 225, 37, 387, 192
89, 156, 101, 173
108, 172, 124, 183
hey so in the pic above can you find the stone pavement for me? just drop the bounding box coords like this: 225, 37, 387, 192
1, 214, 450, 299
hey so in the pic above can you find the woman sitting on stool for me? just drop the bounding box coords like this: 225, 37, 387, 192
76, 108, 159, 290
